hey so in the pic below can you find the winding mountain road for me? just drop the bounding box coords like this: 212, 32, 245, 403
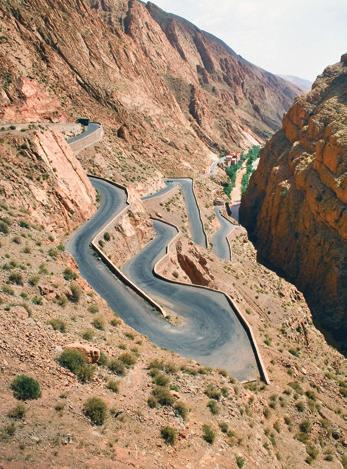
65, 122, 264, 381
211, 207, 234, 260
143, 178, 207, 249
68, 178, 260, 381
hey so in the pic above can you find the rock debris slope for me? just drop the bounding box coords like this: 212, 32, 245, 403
240, 56, 347, 353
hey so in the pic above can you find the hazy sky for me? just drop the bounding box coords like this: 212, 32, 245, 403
151, 0, 347, 80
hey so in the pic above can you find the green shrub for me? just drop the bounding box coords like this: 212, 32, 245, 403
174, 401, 189, 421
0, 220, 9, 234
2, 284, 14, 295
161, 426, 177, 445
63, 268, 77, 281
82, 329, 94, 341
107, 380, 119, 393
68, 283, 81, 303
118, 352, 137, 367
207, 400, 219, 415
103, 232, 111, 241
98, 351, 108, 367
11, 375, 41, 400
299, 420, 311, 433
56, 294, 68, 307
28, 274, 40, 286
289, 382, 304, 394
296, 401, 305, 412
7, 404, 26, 420
306, 444, 319, 464
154, 373, 170, 387
205, 384, 221, 400
0, 423, 16, 440
147, 396, 157, 408
108, 359, 125, 376
8, 272, 23, 285
88, 304, 99, 314
219, 422, 229, 433
49, 318, 66, 333
31, 295, 42, 305
92, 317, 105, 331
305, 390, 316, 401
149, 359, 177, 374
152, 386, 175, 406
202, 424, 216, 444
76, 364, 94, 383
236, 456, 245, 468
19, 220, 30, 229
58, 349, 86, 374
83, 397, 107, 426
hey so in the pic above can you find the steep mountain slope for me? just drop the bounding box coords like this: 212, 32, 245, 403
240, 55, 347, 353
0, 0, 299, 171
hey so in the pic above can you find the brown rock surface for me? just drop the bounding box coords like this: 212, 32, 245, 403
240, 57, 347, 353
0, 128, 96, 232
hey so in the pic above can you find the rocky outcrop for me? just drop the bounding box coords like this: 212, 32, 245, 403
0, 129, 96, 232
175, 240, 215, 286
0, 76, 65, 123
103, 188, 154, 267
240, 57, 347, 353
64, 344, 100, 364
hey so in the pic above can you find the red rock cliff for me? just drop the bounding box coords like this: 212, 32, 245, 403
240, 56, 347, 353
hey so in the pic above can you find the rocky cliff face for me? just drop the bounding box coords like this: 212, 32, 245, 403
0, 0, 299, 168
0, 129, 96, 232
240, 56, 347, 353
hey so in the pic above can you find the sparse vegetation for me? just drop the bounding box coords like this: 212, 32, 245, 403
8, 272, 23, 285
107, 380, 119, 393
11, 375, 41, 400
202, 424, 216, 444
48, 318, 66, 333
92, 317, 105, 330
236, 456, 245, 468
68, 283, 81, 303
7, 404, 26, 420
63, 267, 77, 281
207, 399, 219, 415
108, 359, 126, 376
58, 349, 94, 383
161, 426, 177, 445
83, 397, 107, 426
174, 401, 189, 421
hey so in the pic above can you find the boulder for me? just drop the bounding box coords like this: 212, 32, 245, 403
65, 343, 100, 364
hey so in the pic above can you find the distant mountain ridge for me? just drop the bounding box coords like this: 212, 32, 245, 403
279, 75, 312, 91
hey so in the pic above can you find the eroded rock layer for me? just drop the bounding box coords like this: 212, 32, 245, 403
240, 57, 347, 352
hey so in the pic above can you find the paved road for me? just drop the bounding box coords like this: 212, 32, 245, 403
67, 122, 101, 144
144, 178, 207, 249
211, 207, 235, 260
67, 178, 259, 381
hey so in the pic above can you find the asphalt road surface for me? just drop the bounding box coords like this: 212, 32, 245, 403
211, 207, 235, 260
68, 178, 260, 381
143, 178, 207, 249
